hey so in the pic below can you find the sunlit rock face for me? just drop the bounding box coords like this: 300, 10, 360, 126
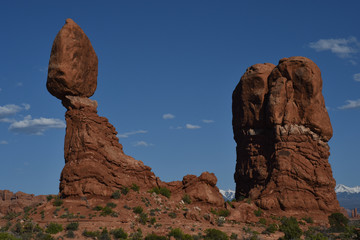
232, 57, 340, 215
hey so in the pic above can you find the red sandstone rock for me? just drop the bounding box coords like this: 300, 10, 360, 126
232, 57, 340, 216
47, 19, 224, 206
47, 19, 98, 100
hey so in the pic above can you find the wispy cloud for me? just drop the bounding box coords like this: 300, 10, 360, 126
169, 126, 183, 130
186, 124, 201, 129
202, 119, 214, 123
117, 130, 148, 138
0, 88, 2, 92
133, 141, 153, 147
9, 115, 65, 135
17, 82, 23, 87
338, 99, 360, 110
0, 140, 8, 145
353, 73, 360, 82
0, 104, 26, 118
163, 113, 175, 120
309, 37, 360, 58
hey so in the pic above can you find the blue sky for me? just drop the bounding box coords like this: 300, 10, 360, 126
0, 1, 359, 195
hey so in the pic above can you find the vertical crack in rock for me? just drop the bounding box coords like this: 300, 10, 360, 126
233, 57, 340, 214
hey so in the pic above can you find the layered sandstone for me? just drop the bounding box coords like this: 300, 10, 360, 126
232, 57, 340, 214
47, 19, 223, 206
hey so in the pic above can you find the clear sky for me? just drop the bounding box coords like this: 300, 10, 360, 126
1, 1, 359, 195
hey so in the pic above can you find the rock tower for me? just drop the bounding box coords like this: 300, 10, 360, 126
232, 57, 340, 214
47, 19, 224, 206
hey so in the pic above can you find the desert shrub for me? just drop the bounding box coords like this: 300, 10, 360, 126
93, 205, 103, 211
133, 206, 143, 214
182, 194, 192, 204
304, 228, 327, 240
106, 202, 117, 209
218, 209, 230, 217
149, 187, 171, 198
279, 217, 302, 240
144, 233, 167, 240
111, 190, 121, 199
254, 208, 262, 217
83, 229, 100, 238
0, 221, 12, 232
150, 217, 156, 225
111, 227, 128, 239
52, 196, 63, 207
129, 228, 143, 240
0, 232, 21, 240
226, 200, 235, 208
46, 195, 54, 201
203, 228, 228, 240
258, 218, 266, 225
168, 228, 194, 240
168, 212, 177, 219
3, 212, 21, 221
131, 184, 140, 192
100, 206, 115, 216
264, 223, 278, 234
328, 212, 349, 232
216, 217, 226, 226
45, 222, 63, 234
121, 186, 130, 195
65, 222, 79, 231
302, 216, 314, 224
65, 230, 75, 238
230, 233, 238, 240
35, 232, 54, 240
99, 228, 111, 240
138, 213, 148, 225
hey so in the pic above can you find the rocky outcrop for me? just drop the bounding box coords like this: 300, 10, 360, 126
232, 57, 340, 214
47, 19, 224, 206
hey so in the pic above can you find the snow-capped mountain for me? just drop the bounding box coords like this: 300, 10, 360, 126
335, 184, 360, 194
219, 189, 235, 201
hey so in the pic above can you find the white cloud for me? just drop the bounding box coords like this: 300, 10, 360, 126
349, 60, 357, 65
9, 115, 66, 135
133, 141, 153, 147
22, 103, 31, 110
0, 104, 30, 120
309, 37, 359, 58
163, 113, 175, 120
353, 73, 360, 82
338, 99, 360, 110
186, 124, 201, 129
202, 119, 214, 123
0, 140, 8, 145
117, 130, 148, 138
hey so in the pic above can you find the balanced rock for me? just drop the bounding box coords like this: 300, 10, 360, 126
47, 19, 224, 206
232, 57, 340, 215
47, 19, 98, 100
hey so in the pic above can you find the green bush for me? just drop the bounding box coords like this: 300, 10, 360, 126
111, 190, 121, 199
121, 187, 130, 195
279, 217, 302, 240
182, 194, 192, 204
111, 228, 128, 239
133, 206, 143, 214
259, 218, 266, 225
254, 208, 262, 217
100, 206, 115, 216
230, 233, 237, 240
145, 233, 167, 240
129, 228, 143, 240
218, 209, 230, 217
106, 202, 117, 209
302, 216, 314, 224
168, 212, 177, 219
99, 228, 111, 240
264, 223, 278, 234
131, 184, 140, 192
65, 222, 79, 231
45, 222, 63, 234
46, 195, 54, 202
149, 187, 171, 198
35, 232, 54, 240
304, 228, 328, 240
93, 205, 103, 211
52, 197, 63, 207
138, 213, 148, 225
65, 230, 75, 238
83, 229, 100, 238
168, 228, 194, 240
0, 232, 21, 240
328, 212, 349, 232
204, 229, 228, 240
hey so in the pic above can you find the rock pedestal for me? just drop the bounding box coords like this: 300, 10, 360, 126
232, 57, 340, 214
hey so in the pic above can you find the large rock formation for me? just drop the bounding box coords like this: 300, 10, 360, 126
232, 57, 340, 214
47, 19, 224, 206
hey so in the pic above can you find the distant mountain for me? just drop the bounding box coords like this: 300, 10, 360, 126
220, 185, 360, 210
219, 189, 235, 201
335, 184, 360, 210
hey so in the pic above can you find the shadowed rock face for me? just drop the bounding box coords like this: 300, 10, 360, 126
46, 19, 224, 206
233, 57, 340, 214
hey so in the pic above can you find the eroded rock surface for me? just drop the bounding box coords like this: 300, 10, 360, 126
47, 19, 224, 206
232, 57, 340, 214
